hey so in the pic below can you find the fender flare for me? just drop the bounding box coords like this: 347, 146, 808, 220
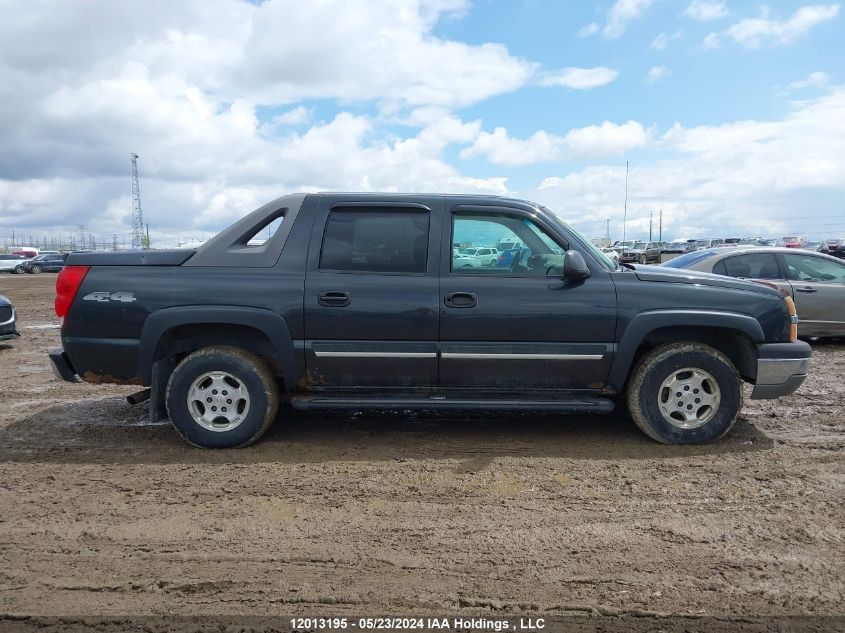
139, 305, 298, 391
608, 309, 764, 392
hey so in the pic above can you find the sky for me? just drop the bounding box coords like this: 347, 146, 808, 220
0, 0, 843, 247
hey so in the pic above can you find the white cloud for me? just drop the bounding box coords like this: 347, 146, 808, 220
702, 32, 722, 48
535, 88, 845, 239
272, 106, 311, 126
461, 120, 649, 166
650, 31, 683, 50
603, 0, 657, 39
788, 71, 829, 90
646, 66, 669, 83
650, 33, 670, 50
684, 0, 729, 21
578, 22, 599, 37
460, 128, 562, 166
539, 67, 619, 90
0, 0, 532, 241
718, 3, 840, 49
562, 121, 650, 158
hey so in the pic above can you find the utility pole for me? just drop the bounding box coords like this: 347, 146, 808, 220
649, 210, 653, 241
130, 153, 145, 249
78, 225, 85, 250
659, 209, 663, 241
605, 218, 610, 245
622, 160, 629, 243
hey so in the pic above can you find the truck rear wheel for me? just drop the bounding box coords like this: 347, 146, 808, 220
165, 346, 279, 448
626, 343, 742, 444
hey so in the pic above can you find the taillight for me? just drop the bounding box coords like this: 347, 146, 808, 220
55, 265, 90, 320
784, 295, 798, 342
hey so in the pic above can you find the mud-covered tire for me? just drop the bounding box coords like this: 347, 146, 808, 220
626, 342, 743, 444
14, 265, 24, 274
166, 346, 279, 448
30, 265, 42, 274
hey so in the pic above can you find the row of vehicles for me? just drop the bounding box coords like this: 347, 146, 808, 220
607, 236, 845, 264
0, 252, 71, 274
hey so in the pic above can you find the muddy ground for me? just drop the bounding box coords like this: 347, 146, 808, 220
0, 274, 842, 631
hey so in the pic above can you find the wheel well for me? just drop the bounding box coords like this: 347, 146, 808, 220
630, 325, 758, 383
154, 323, 282, 378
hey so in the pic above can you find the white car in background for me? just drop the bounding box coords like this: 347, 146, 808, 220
0, 254, 27, 273
458, 247, 499, 266
600, 247, 620, 264
452, 249, 482, 269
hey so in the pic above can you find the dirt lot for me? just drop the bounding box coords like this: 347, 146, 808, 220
0, 274, 843, 630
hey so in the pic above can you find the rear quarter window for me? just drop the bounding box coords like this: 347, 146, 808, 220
661, 250, 717, 269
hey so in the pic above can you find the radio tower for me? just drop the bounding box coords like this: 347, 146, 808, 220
130, 153, 145, 249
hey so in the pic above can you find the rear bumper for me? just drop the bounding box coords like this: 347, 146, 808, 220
750, 341, 811, 399
48, 347, 78, 383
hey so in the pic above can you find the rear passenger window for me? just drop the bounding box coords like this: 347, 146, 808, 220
320, 209, 429, 274
720, 253, 781, 279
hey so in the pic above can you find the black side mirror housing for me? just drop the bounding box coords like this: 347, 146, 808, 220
563, 250, 591, 280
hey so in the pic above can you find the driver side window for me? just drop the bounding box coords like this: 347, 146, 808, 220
451, 211, 566, 275
783, 254, 845, 282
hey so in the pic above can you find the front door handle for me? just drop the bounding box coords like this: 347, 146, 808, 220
444, 292, 477, 308
318, 291, 350, 307
795, 286, 818, 293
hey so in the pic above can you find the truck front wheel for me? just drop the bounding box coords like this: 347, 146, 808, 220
165, 346, 279, 448
626, 343, 742, 444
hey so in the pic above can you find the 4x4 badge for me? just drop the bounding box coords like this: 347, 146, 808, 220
82, 291, 136, 303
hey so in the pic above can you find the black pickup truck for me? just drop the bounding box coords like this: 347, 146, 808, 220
49, 193, 811, 448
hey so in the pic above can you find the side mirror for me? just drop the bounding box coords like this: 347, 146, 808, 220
563, 250, 591, 280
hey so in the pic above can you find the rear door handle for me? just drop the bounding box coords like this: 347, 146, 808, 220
318, 291, 350, 307
444, 292, 477, 308
795, 286, 818, 293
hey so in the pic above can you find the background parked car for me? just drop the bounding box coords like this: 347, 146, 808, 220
663, 247, 845, 337
0, 253, 27, 273
10, 247, 38, 258
820, 238, 845, 257
600, 247, 620, 264
782, 236, 804, 248
452, 249, 481, 269
610, 240, 634, 253
19, 253, 67, 274
458, 246, 498, 266
619, 241, 657, 263
0, 294, 19, 342
623, 241, 663, 264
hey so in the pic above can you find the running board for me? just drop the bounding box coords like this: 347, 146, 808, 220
289, 395, 614, 414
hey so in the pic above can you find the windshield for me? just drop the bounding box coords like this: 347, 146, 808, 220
565, 224, 616, 270
459, 248, 478, 255
531, 206, 616, 270
631, 242, 647, 249
31, 254, 49, 261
